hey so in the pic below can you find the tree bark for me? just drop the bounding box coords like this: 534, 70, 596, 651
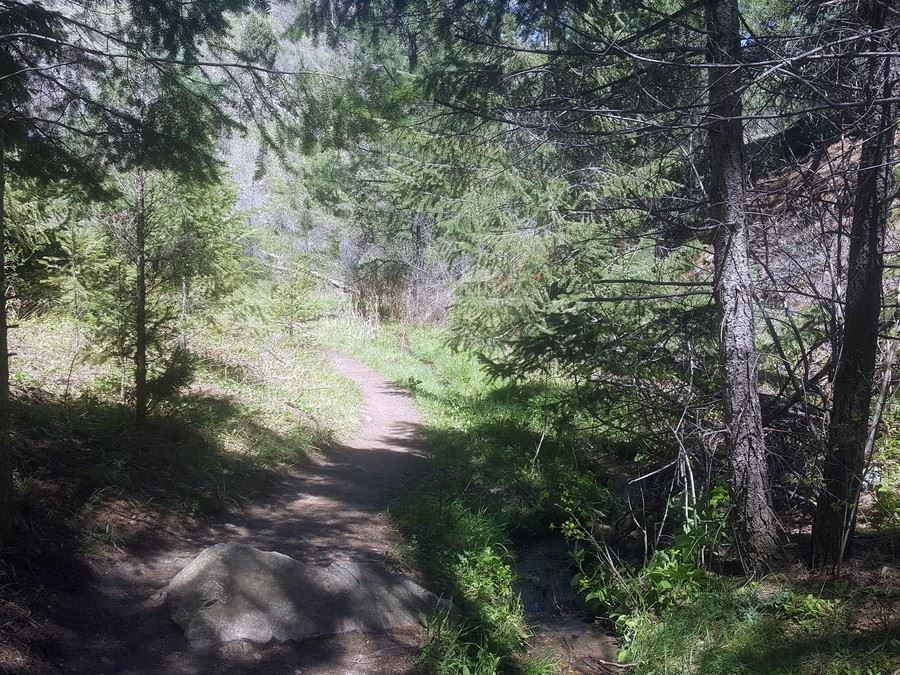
811, 4, 896, 570
135, 173, 148, 429
180, 276, 190, 350
706, 0, 778, 571
0, 132, 13, 541
411, 213, 424, 269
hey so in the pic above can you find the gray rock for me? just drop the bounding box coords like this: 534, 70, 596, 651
165, 543, 446, 648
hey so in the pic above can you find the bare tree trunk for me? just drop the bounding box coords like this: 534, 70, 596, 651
135, 173, 148, 429
410, 212, 425, 307
812, 5, 896, 569
411, 213, 424, 269
180, 276, 190, 350
706, 0, 778, 571
0, 132, 13, 541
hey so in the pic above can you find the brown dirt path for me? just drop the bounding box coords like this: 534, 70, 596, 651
40, 354, 429, 675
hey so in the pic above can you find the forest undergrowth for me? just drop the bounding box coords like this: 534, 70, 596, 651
1, 286, 899, 675
0, 284, 359, 669
320, 316, 900, 675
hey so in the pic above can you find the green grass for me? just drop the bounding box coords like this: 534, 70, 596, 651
315, 314, 900, 675
9, 290, 361, 528
624, 583, 900, 675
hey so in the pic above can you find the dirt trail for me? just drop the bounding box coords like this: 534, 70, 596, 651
45, 354, 429, 675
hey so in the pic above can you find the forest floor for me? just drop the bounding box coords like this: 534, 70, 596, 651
5, 308, 896, 674
2, 353, 432, 674
0, 338, 615, 675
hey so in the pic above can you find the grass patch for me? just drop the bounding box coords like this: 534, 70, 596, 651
394, 497, 529, 653
625, 583, 900, 674
6, 295, 360, 570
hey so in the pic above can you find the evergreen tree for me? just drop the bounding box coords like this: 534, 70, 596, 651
83, 170, 245, 425
811, 0, 898, 569
0, 0, 263, 540
706, 0, 778, 571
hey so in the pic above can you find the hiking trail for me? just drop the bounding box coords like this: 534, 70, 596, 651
48, 354, 428, 675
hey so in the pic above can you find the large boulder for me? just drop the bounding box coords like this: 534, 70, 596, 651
165, 543, 446, 648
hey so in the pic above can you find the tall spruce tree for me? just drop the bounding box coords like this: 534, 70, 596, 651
0, 0, 261, 541
706, 0, 778, 570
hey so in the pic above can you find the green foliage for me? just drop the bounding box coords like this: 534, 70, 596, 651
669, 485, 732, 567
760, 590, 842, 631
272, 261, 331, 331
453, 544, 527, 654
871, 410, 900, 531
5, 1, 900, 672
4, 178, 79, 313
238, 11, 279, 68
124, 0, 259, 58
1, 0, 258, 189
79, 171, 247, 408
394, 496, 530, 659
623, 583, 900, 675
563, 484, 730, 633
639, 547, 708, 607
872, 468, 900, 529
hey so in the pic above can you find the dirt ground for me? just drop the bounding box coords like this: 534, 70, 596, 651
1, 354, 621, 675
2, 355, 431, 674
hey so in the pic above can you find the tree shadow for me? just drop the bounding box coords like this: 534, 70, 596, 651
2, 381, 435, 674
29, 543, 434, 674
3, 385, 330, 590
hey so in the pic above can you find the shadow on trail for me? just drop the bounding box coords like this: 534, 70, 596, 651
4, 389, 294, 592
11, 387, 319, 521
3, 360, 432, 674
37, 536, 430, 674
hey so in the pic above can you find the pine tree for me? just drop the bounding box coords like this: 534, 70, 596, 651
706, 0, 778, 571
83, 170, 245, 425
0, 0, 261, 540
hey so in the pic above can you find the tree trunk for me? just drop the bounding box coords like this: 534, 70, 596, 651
706, 0, 778, 571
411, 213, 424, 269
407, 29, 418, 71
0, 132, 13, 542
134, 174, 148, 429
811, 5, 896, 570
180, 276, 190, 350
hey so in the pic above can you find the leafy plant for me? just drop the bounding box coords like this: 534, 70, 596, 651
761, 590, 843, 631
566, 484, 730, 629
872, 466, 900, 529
